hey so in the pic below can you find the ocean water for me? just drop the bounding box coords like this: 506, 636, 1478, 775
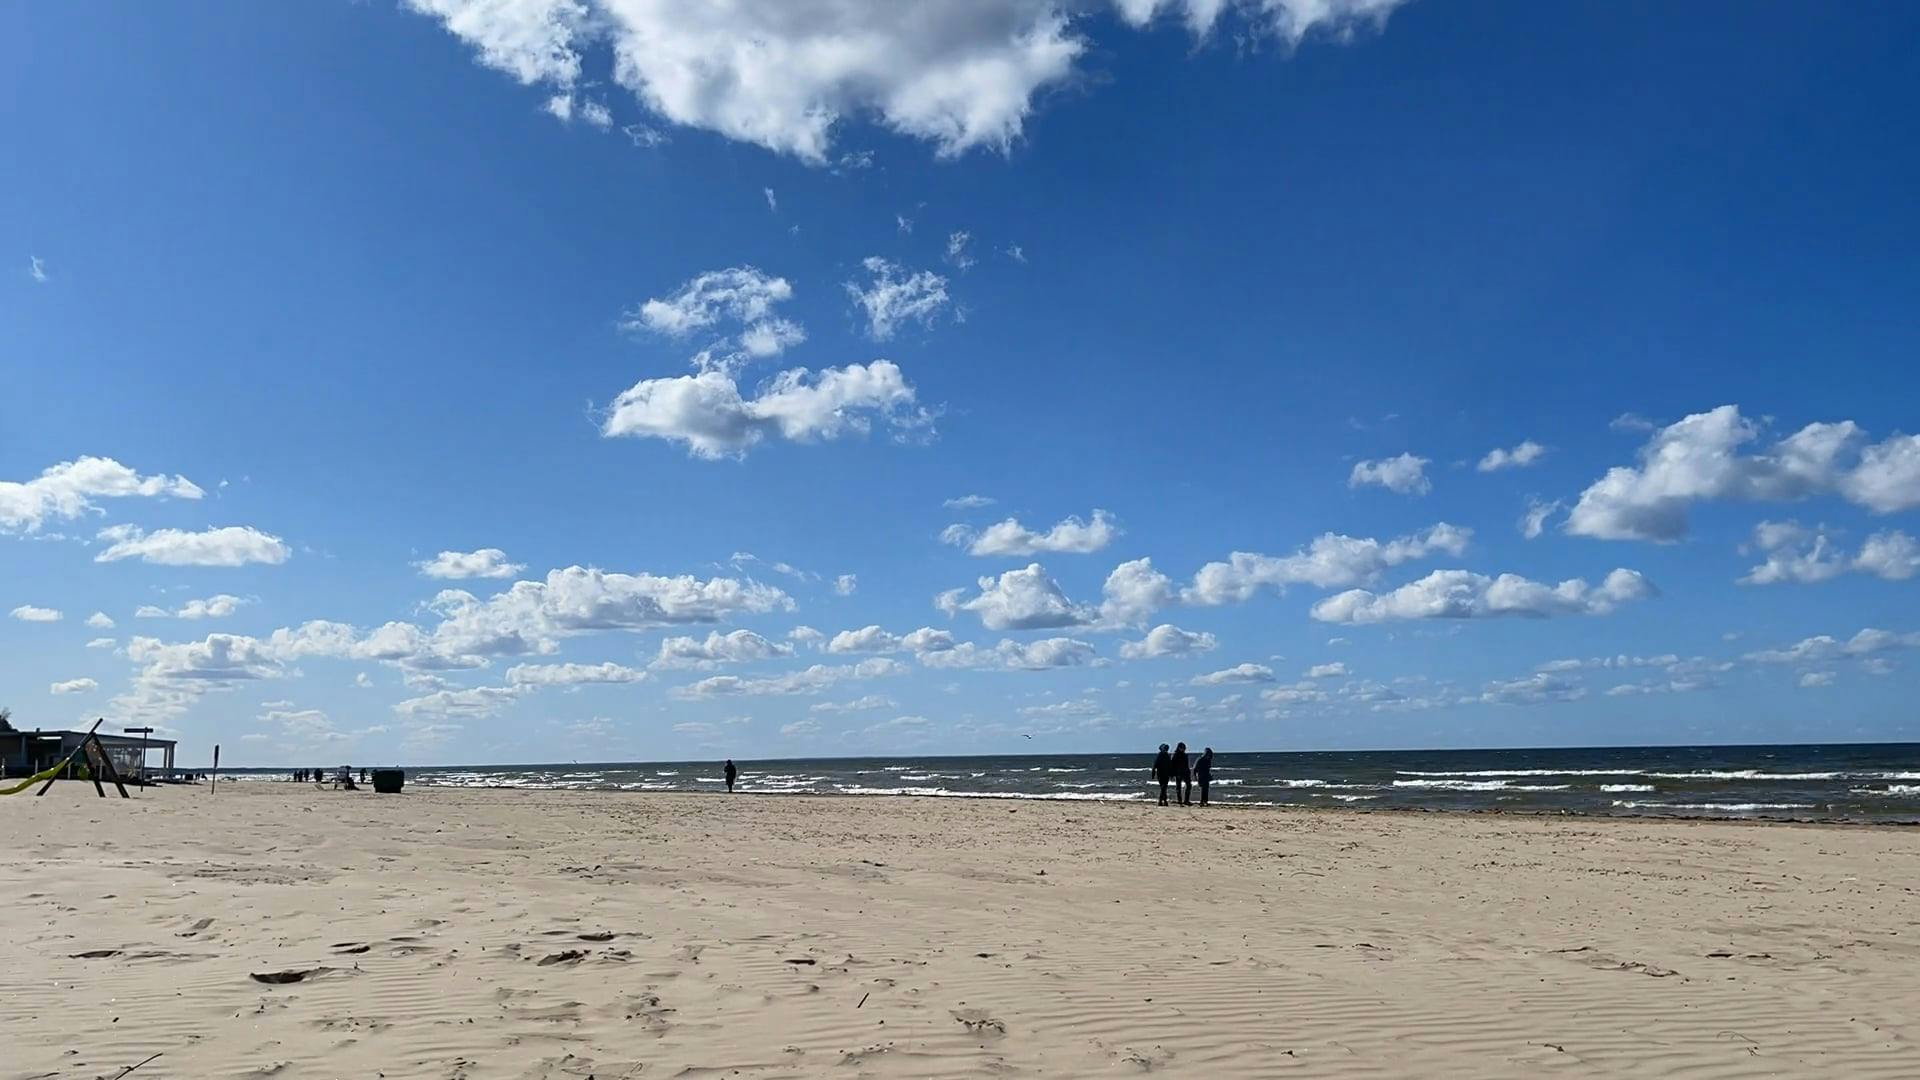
352, 743, 1920, 823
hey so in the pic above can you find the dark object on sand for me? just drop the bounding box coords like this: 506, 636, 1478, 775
371, 769, 405, 794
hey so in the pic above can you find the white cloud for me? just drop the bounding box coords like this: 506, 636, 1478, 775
1305, 662, 1348, 679
86, 637, 116, 649
1311, 568, 1655, 624
780, 719, 821, 736
1349, 453, 1431, 495
29, 255, 48, 283
93, 524, 290, 567
127, 632, 285, 683
505, 660, 650, 686
1799, 671, 1836, 689
1740, 522, 1920, 585
601, 361, 926, 459
1477, 440, 1547, 472
85, 612, 115, 629
1184, 523, 1470, 605
945, 230, 975, 271
650, 628, 794, 670
1744, 628, 1920, 666
1, 456, 202, 534
394, 685, 527, 719
1118, 623, 1216, 660
1005, 244, 1028, 263
176, 595, 248, 620
943, 509, 1118, 557
136, 605, 170, 619
674, 657, 908, 697
1519, 498, 1562, 540
1567, 405, 1920, 542
1191, 662, 1273, 686
1096, 557, 1175, 628
622, 122, 668, 147
623, 266, 804, 370
417, 548, 526, 579
810, 694, 896, 714
787, 625, 826, 648
50, 677, 98, 695
845, 257, 949, 340
9, 604, 63, 622
943, 494, 995, 510
408, 0, 1407, 162
937, 562, 1093, 630
763, 187, 778, 213
833, 573, 858, 596
916, 637, 1097, 671
827, 625, 957, 655
1477, 672, 1585, 706
355, 672, 375, 688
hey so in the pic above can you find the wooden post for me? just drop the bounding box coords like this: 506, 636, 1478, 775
90, 734, 131, 799
211, 744, 220, 793
36, 719, 104, 797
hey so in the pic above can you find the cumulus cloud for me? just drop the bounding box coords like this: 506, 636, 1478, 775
1, 456, 203, 534
1798, 671, 1836, 689
845, 258, 949, 340
936, 563, 1093, 630
1739, 521, 1920, 585
407, 0, 1408, 161
916, 637, 1097, 671
650, 629, 795, 670
942, 509, 1118, 557
1305, 662, 1348, 679
417, 548, 526, 579
10, 604, 63, 622
1519, 498, 1562, 540
833, 573, 858, 596
943, 494, 995, 509
162, 595, 250, 620
601, 360, 927, 459
623, 266, 805, 372
1477, 672, 1586, 705
945, 230, 975, 271
780, 719, 821, 736
1311, 568, 1655, 624
93, 524, 290, 567
505, 660, 650, 686
809, 694, 896, 714
85, 612, 115, 629
1349, 453, 1431, 495
1744, 628, 1920, 666
1566, 405, 1920, 542
1191, 662, 1274, 686
674, 657, 908, 697
1117, 623, 1216, 660
50, 677, 98, 695
87, 637, 116, 649
1477, 440, 1547, 472
394, 685, 528, 719
1184, 523, 1470, 605
1096, 558, 1175, 628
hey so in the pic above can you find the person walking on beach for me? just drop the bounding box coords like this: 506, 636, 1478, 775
723, 759, 738, 793
1195, 747, 1214, 806
1153, 744, 1173, 805
1171, 742, 1193, 806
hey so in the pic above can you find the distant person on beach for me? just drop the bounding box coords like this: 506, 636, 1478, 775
724, 759, 737, 793
1153, 744, 1173, 805
1171, 742, 1192, 806
1195, 747, 1214, 806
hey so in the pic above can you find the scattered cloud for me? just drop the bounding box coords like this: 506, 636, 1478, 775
1739, 521, 1919, 585
1349, 453, 1431, 496
1477, 672, 1586, 706
916, 637, 1097, 671
674, 657, 908, 697
1567, 405, 1920, 542
937, 563, 1094, 631
1477, 440, 1547, 472
417, 548, 526, 580
763, 187, 778, 213
1191, 662, 1274, 686
9, 604, 63, 622
833, 573, 859, 596
505, 660, 650, 686
845, 257, 949, 340
809, 694, 896, 714
86, 637, 116, 649
1519, 498, 1562, 540
50, 677, 97, 695
1184, 523, 1470, 605
601, 360, 928, 459
93, 524, 290, 567
1, 456, 202, 534
134, 594, 251, 620
945, 230, 975, 270
780, 719, 821, 736
1799, 670, 1836, 689
942, 509, 1118, 557
85, 612, 115, 629
943, 494, 995, 510
1305, 662, 1348, 679
650, 629, 795, 670
1118, 624, 1216, 660
1744, 628, 1920, 666
1311, 568, 1655, 624
393, 685, 527, 720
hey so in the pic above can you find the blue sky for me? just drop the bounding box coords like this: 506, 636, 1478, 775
4, 1, 1918, 766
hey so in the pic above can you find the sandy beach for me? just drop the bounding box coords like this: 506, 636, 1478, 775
4, 783, 1918, 1079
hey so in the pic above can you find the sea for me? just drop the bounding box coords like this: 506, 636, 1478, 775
305, 743, 1920, 824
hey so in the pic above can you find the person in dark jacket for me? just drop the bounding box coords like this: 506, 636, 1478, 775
1171, 742, 1192, 806
1194, 747, 1214, 806
723, 759, 738, 793
1152, 744, 1172, 805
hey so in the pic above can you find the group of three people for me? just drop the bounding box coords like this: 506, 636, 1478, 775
1152, 742, 1215, 806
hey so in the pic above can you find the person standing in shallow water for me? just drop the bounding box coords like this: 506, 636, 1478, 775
1152, 744, 1173, 805
1195, 747, 1214, 806
723, 759, 737, 793
1171, 742, 1193, 806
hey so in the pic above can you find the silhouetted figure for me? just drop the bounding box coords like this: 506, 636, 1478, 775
1153, 744, 1173, 805
360, 768, 368, 783
724, 759, 738, 793
1195, 747, 1214, 806
1171, 742, 1192, 806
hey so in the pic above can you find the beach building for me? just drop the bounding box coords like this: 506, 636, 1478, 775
0, 728, 177, 782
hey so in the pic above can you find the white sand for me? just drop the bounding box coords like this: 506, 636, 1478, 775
4, 781, 1918, 1078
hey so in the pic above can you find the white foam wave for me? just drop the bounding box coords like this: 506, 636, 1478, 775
1644, 770, 1841, 780
1852, 784, 1920, 797
1611, 801, 1815, 812
1398, 768, 1642, 777
836, 785, 1142, 802
1600, 784, 1656, 793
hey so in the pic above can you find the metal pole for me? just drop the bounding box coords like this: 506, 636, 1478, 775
124, 726, 154, 786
